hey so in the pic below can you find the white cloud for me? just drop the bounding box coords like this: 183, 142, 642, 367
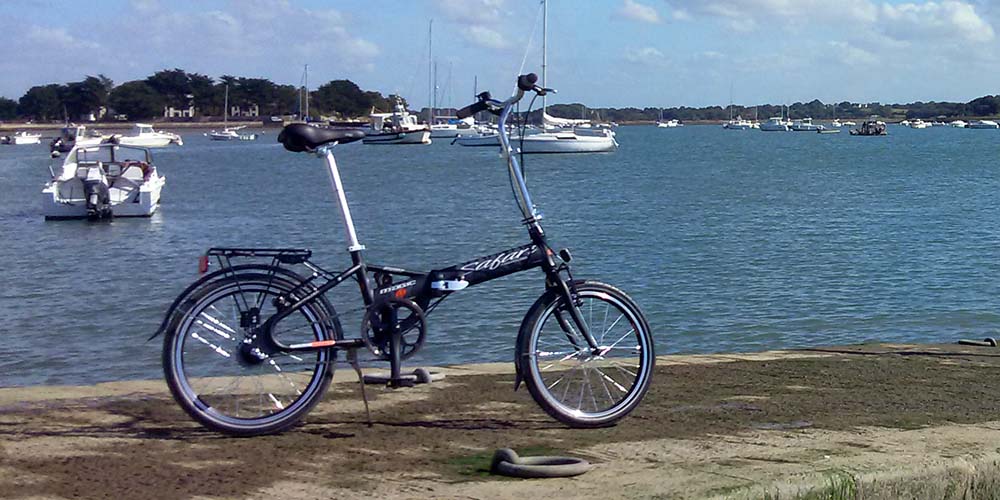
828, 41, 880, 66
880, 1, 994, 43
461, 26, 509, 49
625, 46, 667, 66
436, 0, 506, 24
619, 0, 662, 24
25, 26, 100, 51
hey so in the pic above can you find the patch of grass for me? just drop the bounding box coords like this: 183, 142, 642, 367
757, 470, 857, 500
704, 483, 755, 497
442, 445, 567, 480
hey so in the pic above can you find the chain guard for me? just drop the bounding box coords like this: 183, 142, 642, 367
361, 297, 427, 361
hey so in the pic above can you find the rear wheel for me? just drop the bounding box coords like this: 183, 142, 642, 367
518, 281, 654, 427
162, 273, 341, 436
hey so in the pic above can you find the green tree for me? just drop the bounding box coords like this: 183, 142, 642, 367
145, 68, 192, 107
189, 73, 220, 116
109, 81, 164, 120
311, 79, 373, 117
0, 97, 16, 120
17, 84, 63, 121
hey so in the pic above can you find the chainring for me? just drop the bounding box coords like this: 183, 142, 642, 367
361, 297, 427, 360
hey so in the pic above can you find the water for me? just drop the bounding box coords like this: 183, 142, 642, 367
3, 125, 1000, 387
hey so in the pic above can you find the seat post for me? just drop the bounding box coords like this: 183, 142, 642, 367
319, 146, 365, 252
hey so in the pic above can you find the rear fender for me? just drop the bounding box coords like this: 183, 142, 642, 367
148, 264, 316, 341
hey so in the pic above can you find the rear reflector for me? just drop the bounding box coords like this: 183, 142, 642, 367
198, 255, 209, 274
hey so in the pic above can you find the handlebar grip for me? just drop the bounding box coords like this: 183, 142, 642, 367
457, 101, 488, 120
517, 73, 538, 91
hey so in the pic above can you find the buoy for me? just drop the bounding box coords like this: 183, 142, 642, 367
490, 448, 592, 478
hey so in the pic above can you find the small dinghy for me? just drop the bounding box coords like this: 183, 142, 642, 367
41, 143, 166, 220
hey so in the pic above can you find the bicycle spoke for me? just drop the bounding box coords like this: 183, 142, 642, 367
190, 331, 231, 358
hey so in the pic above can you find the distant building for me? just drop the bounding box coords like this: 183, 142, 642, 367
230, 103, 259, 118
80, 106, 107, 122
164, 94, 196, 118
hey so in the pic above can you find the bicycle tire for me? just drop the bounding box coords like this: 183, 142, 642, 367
163, 272, 343, 436
517, 280, 655, 428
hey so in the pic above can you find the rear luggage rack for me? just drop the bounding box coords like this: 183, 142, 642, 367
206, 247, 312, 265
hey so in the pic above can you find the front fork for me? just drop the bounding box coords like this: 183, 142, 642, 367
550, 271, 601, 352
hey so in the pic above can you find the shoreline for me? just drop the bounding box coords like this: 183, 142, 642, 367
5, 342, 1000, 498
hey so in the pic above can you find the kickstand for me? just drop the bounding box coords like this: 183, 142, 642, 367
347, 349, 372, 427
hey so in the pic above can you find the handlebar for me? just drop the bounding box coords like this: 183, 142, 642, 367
455, 73, 555, 120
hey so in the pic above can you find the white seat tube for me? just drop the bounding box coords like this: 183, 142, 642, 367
322, 149, 365, 252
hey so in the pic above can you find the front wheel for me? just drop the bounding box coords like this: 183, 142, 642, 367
517, 281, 655, 428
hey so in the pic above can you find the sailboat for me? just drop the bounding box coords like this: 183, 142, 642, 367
515, 0, 617, 154
656, 108, 680, 128
206, 84, 257, 141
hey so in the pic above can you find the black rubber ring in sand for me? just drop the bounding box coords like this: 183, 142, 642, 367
490, 448, 592, 478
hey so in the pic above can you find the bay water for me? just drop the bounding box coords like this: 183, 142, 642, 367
2, 125, 999, 387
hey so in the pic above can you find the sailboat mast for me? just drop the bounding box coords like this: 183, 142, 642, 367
304, 64, 309, 121
223, 84, 228, 126
427, 19, 433, 124
542, 0, 547, 115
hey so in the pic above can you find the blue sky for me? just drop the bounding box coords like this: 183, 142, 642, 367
2, 0, 999, 108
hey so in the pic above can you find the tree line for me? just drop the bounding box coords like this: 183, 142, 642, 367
0, 69, 406, 122
545, 96, 1000, 123
2, 69, 999, 123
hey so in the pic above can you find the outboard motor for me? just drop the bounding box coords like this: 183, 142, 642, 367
81, 166, 112, 220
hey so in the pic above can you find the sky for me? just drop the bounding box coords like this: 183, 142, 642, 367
1, 0, 999, 109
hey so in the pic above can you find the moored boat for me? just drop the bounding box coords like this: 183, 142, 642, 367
41, 143, 165, 220
967, 120, 999, 129
850, 119, 887, 136
49, 125, 109, 156
759, 117, 790, 132
114, 124, 183, 147
362, 98, 431, 145
790, 117, 824, 132
514, 128, 618, 154
6, 131, 42, 145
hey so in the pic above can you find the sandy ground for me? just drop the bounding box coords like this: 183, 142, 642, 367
3, 343, 1000, 499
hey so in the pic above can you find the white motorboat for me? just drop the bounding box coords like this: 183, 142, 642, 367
790, 118, 824, 131
951, 120, 968, 128
41, 143, 165, 220
899, 119, 911, 127
6, 131, 42, 145
830, 119, 842, 128
842, 120, 856, 126
657, 119, 682, 128
49, 125, 109, 156
968, 120, 999, 129
759, 117, 790, 132
363, 98, 431, 145
908, 119, 929, 129
115, 124, 183, 147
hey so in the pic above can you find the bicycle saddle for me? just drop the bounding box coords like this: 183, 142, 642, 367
278, 124, 365, 152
